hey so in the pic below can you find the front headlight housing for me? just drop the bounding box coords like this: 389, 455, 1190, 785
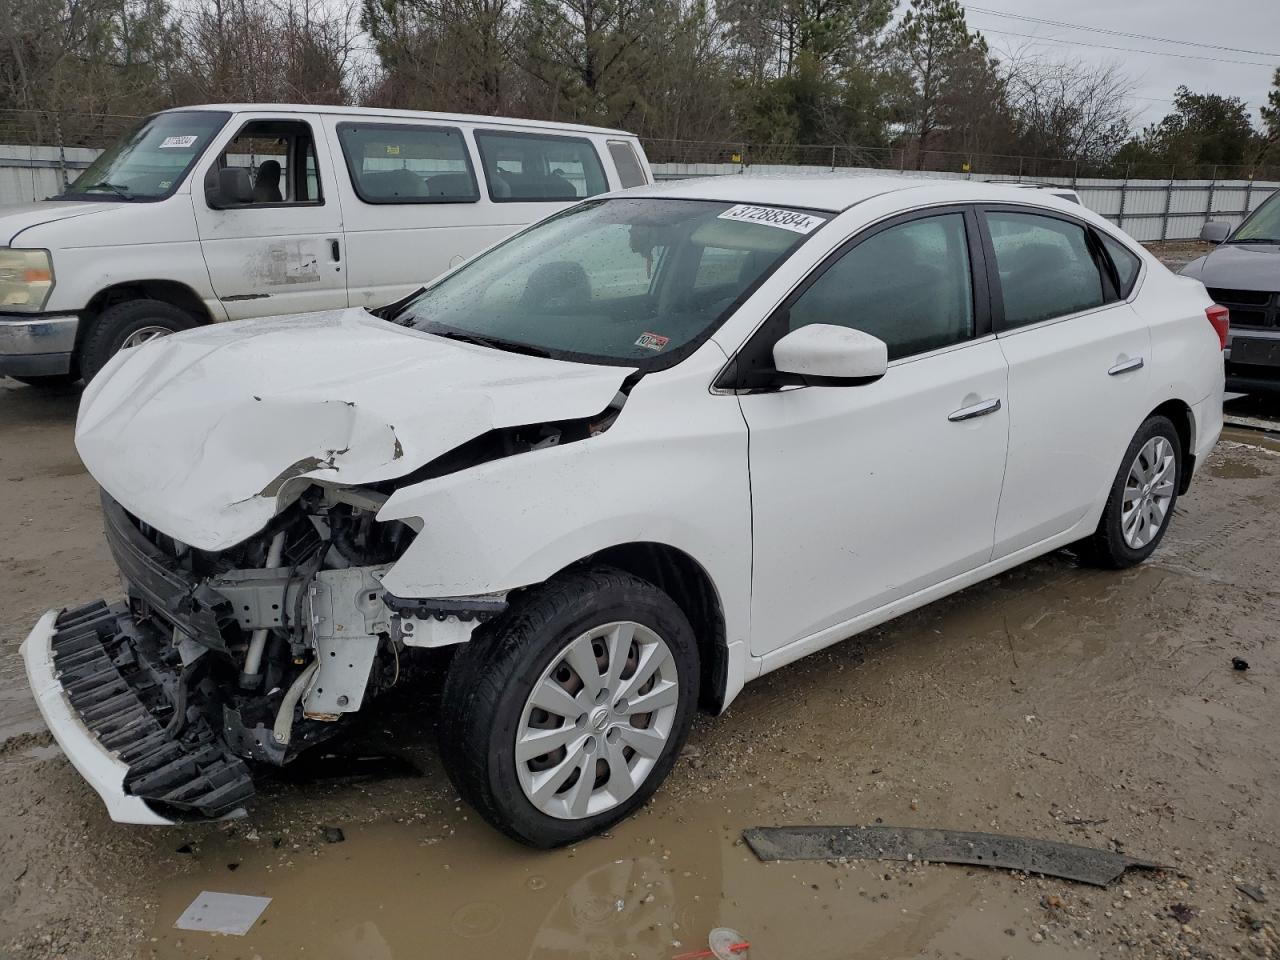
0, 248, 55, 312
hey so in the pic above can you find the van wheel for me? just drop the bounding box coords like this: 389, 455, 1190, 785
1077, 415, 1181, 569
81, 299, 198, 381
438, 567, 699, 848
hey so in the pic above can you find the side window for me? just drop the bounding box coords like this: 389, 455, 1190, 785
987, 212, 1105, 328
1099, 232, 1142, 299
210, 118, 321, 206
474, 131, 608, 201
336, 123, 477, 204
607, 140, 647, 188
787, 213, 975, 361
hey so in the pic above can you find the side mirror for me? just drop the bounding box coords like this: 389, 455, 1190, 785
773, 324, 888, 386
204, 166, 253, 209
1199, 221, 1231, 245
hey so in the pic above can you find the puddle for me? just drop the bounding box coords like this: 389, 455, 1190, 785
148, 800, 1078, 960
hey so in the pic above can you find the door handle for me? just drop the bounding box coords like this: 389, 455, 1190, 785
948, 398, 1002, 422
1108, 356, 1144, 376
329, 238, 341, 262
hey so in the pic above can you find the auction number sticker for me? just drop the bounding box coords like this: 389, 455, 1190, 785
716, 204, 824, 234
635, 332, 670, 352
158, 135, 199, 149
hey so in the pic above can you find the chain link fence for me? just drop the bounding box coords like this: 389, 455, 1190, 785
639, 137, 1280, 184
0, 109, 141, 203
2, 110, 1277, 242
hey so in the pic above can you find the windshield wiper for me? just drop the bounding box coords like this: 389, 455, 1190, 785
434, 330, 553, 358
1228, 237, 1280, 244
81, 181, 135, 200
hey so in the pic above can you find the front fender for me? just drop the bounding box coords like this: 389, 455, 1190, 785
375, 358, 752, 665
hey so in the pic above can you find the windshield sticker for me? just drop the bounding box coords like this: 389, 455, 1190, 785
158, 135, 199, 149
717, 204, 824, 234
635, 332, 670, 352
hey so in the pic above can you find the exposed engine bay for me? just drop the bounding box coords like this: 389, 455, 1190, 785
79, 484, 508, 820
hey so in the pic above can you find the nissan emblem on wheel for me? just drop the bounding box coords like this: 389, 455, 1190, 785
20, 176, 1224, 846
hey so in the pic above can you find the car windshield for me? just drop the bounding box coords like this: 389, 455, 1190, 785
395, 197, 829, 367
55, 111, 229, 202
1232, 193, 1280, 243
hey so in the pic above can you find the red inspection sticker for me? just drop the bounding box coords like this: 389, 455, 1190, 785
635, 332, 670, 352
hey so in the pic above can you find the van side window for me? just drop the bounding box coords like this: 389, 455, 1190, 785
607, 140, 647, 188
474, 131, 608, 201
336, 123, 478, 204
986, 212, 1105, 328
209, 118, 322, 207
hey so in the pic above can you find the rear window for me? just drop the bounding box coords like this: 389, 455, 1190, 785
336, 122, 478, 204
1099, 232, 1142, 298
607, 140, 647, 188
474, 131, 608, 202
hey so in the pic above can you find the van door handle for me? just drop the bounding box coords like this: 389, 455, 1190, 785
329, 238, 341, 262
948, 398, 1002, 422
1108, 356, 1144, 376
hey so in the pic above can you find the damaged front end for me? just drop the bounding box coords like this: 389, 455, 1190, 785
22, 485, 502, 824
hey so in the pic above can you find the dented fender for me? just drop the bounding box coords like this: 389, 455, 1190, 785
376, 352, 754, 700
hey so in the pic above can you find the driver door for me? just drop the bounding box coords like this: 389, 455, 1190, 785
193, 115, 347, 319
733, 208, 1011, 657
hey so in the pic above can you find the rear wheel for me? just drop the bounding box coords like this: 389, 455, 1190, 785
80, 299, 198, 381
438, 567, 699, 847
1077, 415, 1181, 569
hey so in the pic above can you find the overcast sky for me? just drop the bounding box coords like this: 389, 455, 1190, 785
957, 0, 1280, 129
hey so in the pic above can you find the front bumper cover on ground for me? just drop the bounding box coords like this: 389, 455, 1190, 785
20, 600, 254, 824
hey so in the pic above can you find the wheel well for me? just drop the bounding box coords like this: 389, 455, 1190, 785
580, 543, 728, 714
82, 280, 212, 343
1149, 399, 1195, 493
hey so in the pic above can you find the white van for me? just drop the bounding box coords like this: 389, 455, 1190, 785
0, 104, 653, 383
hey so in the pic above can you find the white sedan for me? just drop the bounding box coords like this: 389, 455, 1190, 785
23, 176, 1224, 846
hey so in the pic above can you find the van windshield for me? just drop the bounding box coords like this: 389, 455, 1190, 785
55, 111, 229, 202
396, 197, 829, 368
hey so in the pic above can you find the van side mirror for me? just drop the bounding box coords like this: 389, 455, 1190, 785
204, 166, 253, 209
773, 324, 888, 386
1199, 221, 1231, 245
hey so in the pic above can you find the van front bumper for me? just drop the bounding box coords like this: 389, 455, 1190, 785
0, 312, 79, 376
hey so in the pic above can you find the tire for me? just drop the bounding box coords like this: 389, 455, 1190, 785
80, 299, 198, 381
1077, 415, 1182, 569
439, 566, 700, 848
11, 373, 79, 387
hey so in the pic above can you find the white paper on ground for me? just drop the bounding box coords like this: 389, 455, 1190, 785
174, 891, 272, 936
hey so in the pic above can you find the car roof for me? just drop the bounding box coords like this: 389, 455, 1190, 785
156, 104, 635, 138
617, 174, 1088, 214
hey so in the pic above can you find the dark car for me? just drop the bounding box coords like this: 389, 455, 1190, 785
1182, 191, 1280, 392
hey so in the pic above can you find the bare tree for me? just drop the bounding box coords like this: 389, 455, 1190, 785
1004, 55, 1135, 163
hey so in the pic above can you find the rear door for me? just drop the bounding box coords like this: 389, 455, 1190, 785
192, 114, 346, 319
981, 206, 1152, 557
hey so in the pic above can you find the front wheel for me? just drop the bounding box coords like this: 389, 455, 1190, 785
438, 567, 700, 847
80, 299, 198, 381
1077, 415, 1181, 569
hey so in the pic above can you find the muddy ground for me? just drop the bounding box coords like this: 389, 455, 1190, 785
2, 365, 1279, 957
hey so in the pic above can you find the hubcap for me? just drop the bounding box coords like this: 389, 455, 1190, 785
516, 621, 679, 820
1121, 435, 1175, 549
121, 325, 174, 349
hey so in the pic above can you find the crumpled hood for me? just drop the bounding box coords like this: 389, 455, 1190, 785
1, 200, 115, 245
76, 308, 632, 551
1182, 242, 1280, 289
